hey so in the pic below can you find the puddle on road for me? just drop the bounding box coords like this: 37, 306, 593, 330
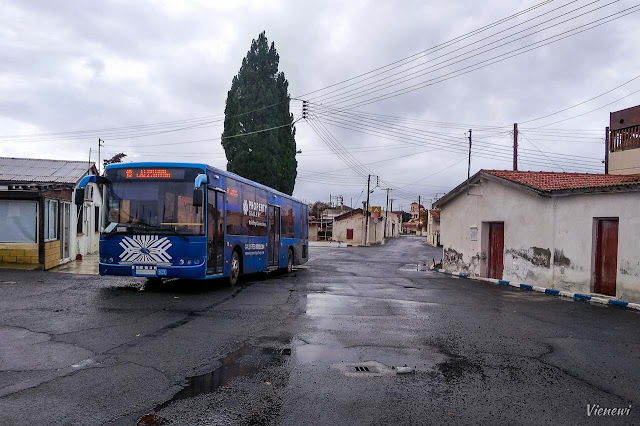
294, 344, 360, 363
155, 345, 283, 411
138, 341, 291, 424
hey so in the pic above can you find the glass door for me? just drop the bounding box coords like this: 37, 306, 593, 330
60, 202, 71, 261
268, 205, 280, 267
207, 189, 225, 274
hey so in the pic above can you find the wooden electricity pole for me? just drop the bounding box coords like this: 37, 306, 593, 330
364, 174, 371, 246
513, 123, 518, 171
605, 126, 610, 174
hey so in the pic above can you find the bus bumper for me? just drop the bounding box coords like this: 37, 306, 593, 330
99, 263, 206, 279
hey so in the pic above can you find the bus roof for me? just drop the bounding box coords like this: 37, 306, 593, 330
105, 162, 306, 205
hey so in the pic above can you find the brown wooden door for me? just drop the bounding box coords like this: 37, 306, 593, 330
488, 222, 504, 279
594, 218, 618, 296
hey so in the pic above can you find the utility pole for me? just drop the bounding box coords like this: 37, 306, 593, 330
605, 126, 610, 174
364, 174, 371, 246
383, 188, 391, 238
467, 129, 472, 194
418, 195, 421, 235
88, 148, 92, 176
98, 138, 104, 175
390, 198, 394, 213
513, 123, 518, 171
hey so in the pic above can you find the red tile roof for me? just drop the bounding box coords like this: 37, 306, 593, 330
430, 209, 440, 220
483, 170, 640, 192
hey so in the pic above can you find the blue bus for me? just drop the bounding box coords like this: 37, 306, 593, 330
77, 163, 308, 285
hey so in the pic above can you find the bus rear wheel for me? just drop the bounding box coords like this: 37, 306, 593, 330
286, 248, 294, 273
228, 250, 240, 287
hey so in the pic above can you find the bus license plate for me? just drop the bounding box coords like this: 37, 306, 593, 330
133, 266, 157, 276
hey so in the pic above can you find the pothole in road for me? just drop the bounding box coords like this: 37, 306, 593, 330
138, 342, 291, 425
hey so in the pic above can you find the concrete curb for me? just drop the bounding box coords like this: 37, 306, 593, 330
309, 241, 348, 248
430, 267, 640, 312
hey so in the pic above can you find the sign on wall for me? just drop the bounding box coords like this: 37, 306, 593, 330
371, 206, 382, 218
470, 226, 478, 241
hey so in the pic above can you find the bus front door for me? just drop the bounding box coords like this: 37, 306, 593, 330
268, 205, 280, 267
207, 189, 225, 275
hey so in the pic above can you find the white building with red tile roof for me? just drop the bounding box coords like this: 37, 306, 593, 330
433, 170, 640, 304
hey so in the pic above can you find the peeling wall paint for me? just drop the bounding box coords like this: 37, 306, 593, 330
620, 259, 640, 277
506, 247, 551, 268
553, 249, 571, 267
443, 247, 481, 275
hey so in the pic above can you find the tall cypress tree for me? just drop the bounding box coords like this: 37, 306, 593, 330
221, 32, 297, 195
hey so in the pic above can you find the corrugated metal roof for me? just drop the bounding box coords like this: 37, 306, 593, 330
0, 157, 94, 185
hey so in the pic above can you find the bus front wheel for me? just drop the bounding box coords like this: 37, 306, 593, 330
228, 250, 240, 287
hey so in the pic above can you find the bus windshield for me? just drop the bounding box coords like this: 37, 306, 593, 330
102, 167, 204, 236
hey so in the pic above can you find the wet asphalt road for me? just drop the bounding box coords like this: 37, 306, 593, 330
1, 235, 640, 425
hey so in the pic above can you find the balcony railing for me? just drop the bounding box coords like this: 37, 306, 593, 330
610, 125, 640, 152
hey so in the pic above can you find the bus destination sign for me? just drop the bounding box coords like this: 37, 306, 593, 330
126, 169, 171, 179
117, 168, 186, 180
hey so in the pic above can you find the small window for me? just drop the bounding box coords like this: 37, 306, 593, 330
44, 199, 59, 241
94, 206, 100, 232
346, 229, 354, 240
0, 201, 37, 243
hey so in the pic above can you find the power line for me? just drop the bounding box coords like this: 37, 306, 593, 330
309, 114, 602, 172
518, 73, 640, 124
307, 104, 602, 166
309, 0, 607, 105
0, 100, 297, 143
314, 5, 640, 111
297, 0, 555, 98
221, 117, 301, 139
520, 132, 567, 172
531, 87, 640, 128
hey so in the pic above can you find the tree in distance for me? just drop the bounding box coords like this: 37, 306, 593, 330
221, 31, 297, 195
103, 153, 127, 170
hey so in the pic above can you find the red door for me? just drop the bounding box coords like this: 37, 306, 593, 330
488, 223, 504, 280
594, 219, 618, 296
346, 229, 354, 240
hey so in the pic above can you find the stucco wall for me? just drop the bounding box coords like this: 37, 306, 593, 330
309, 224, 318, 241
333, 213, 365, 245
609, 149, 640, 175
439, 178, 640, 303
384, 213, 401, 238
333, 213, 386, 245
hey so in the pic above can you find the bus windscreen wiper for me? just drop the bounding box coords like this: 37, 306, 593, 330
157, 227, 189, 241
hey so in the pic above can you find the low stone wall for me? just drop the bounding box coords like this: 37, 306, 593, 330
0, 243, 39, 264
44, 240, 61, 270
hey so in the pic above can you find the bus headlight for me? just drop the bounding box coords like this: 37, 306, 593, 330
187, 259, 192, 265
109, 258, 113, 263
179, 259, 185, 265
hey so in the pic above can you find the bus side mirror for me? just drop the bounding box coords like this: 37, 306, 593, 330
75, 188, 85, 206
193, 188, 203, 207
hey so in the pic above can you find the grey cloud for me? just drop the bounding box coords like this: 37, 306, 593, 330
1, 0, 638, 205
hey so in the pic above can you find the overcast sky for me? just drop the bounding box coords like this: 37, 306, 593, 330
1, 0, 639, 210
